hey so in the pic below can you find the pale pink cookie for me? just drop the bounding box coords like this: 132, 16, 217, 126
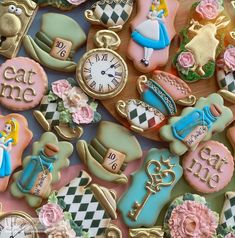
0, 57, 48, 111
182, 140, 234, 193
127, 0, 179, 73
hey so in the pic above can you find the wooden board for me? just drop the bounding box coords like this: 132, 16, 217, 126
87, 0, 235, 141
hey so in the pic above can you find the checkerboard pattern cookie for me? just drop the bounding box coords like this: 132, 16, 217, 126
217, 70, 235, 92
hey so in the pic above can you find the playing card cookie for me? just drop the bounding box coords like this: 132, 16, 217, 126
118, 148, 182, 228
182, 140, 234, 194
160, 93, 233, 156
76, 121, 142, 184
34, 78, 101, 140
164, 193, 219, 238
127, 0, 179, 73
0, 114, 32, 192
23, 13, 86, 73
0, 57, 48, 111
10, 132, 73, 207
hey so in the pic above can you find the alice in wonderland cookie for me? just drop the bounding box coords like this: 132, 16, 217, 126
118, 148, 182, 228
0, 114, 32, 192
34, 78, 101, 141
0, 0, 37, 58
10, 132, 73, 207
76, 121, 142, 184
23, 13, 86, 73
127, 0, 179, 73
0, 57, 48, 111
182, 140, 234, 194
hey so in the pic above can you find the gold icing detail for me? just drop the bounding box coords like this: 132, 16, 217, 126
116, 100, 128, 119
54, 125, 83, 141
218, 89, 235, 104
105, 224, 122, 238
33, 110, 51, 131
129, 227, 164, 238
177, 95, 197, 106
137, 75, 148, 94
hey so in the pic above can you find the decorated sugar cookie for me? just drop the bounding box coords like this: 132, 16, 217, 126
0, 57, 48, 111
127, 0, 179, 73
34, 78, 101, 140
0, 0, 37, 58
23, 13, 86, 73
76, 121, 142, 184
118, 148, 182, 228
182, 140, 234, 194
160, 93, 233, 156
10, 132, 73, 207
164, 193, 219, 238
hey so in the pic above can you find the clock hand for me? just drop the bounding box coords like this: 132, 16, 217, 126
101, 64, 116, 75
12, 225, 26, 238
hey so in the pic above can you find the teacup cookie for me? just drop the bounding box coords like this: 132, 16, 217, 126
0, 114, 32, 192
34, 78, 101, 140
164, 193, 219, 238
182, 140, 234, 193
160, 93, 233, 156
76, 121, 142, 184
118, 148, 182, 228
23, 13, 86, 73
0, 0, 37, 58
0, 57, 48, 111
10, 132, 73, 207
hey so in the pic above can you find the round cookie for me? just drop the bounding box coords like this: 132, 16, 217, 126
182, 140, 234, 193
0, 57, 48, 111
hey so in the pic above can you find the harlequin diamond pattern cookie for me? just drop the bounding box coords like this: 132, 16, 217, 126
218, 71, 235, 92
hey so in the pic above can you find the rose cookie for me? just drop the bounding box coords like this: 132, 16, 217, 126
34, 78, 101, 140
76, 121, 142, 184
182, 140, 234, 194
0, 57, 47, 111
127, 0, 179, 73
164, 193, 219, 238
23, 13, 86, 73
173, 0, 230, 82
0, 0, 37, 58
0, 114, 32, 192
160, 93, 233, 156
118, 148, 182, 228
10, 132, 73, 207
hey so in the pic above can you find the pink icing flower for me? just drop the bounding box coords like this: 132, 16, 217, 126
168, 201, 218, 238
178, 52, 195, 68
224, 47, 235, 71
66, 0, 86, 5
196, 0, 221, 20
52, 80, 72, 98
72, 105, 94, 124
225, 233, 235, 238
39, 203, 64, 227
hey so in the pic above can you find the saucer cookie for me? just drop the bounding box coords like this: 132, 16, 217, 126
0, 0, 37, 58
10, 132, 73, 207
160, 93, 233, 156
0, 57, 48, 111
76, 121, 142, 184
0, 114, 32, 192
118, 148, 182, 228
127, 0, 179, 73
164, 193, 219, 238
182, 140, 234, 194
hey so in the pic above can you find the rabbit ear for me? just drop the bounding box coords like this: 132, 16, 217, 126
216, 20, 230, 30
215, 16, 226, 25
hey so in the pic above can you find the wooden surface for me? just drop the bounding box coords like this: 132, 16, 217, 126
87, 0, 235, 141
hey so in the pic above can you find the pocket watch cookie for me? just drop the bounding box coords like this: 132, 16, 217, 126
164, 193, 219, 238
10, 132, 73, 207
23, 13, 86, 73
76, 30, 128, 100
118, 148, 182, 228
127, 0, 179, 73
0, 57, 48, 111
182, 140, 234, 194
0, 0, 37, 59
85, 0, 134, 31
76, 121, 142, 184
34, 78, 101, 141
160, 93, 233, 156
0, 114, 32, 192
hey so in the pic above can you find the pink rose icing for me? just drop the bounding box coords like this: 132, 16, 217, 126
52, 80, 72, 98
178, 52, 195, 68
168, 201, 218, 238
39, 203, 64, 227
224, 47, 235, 71
66, 0, 86, 5
196, 0, 221, 20
225, 233, 235, 238
72, 105, 94, 124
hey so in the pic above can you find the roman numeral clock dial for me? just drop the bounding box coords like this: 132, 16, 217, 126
76, 30, 128, 100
